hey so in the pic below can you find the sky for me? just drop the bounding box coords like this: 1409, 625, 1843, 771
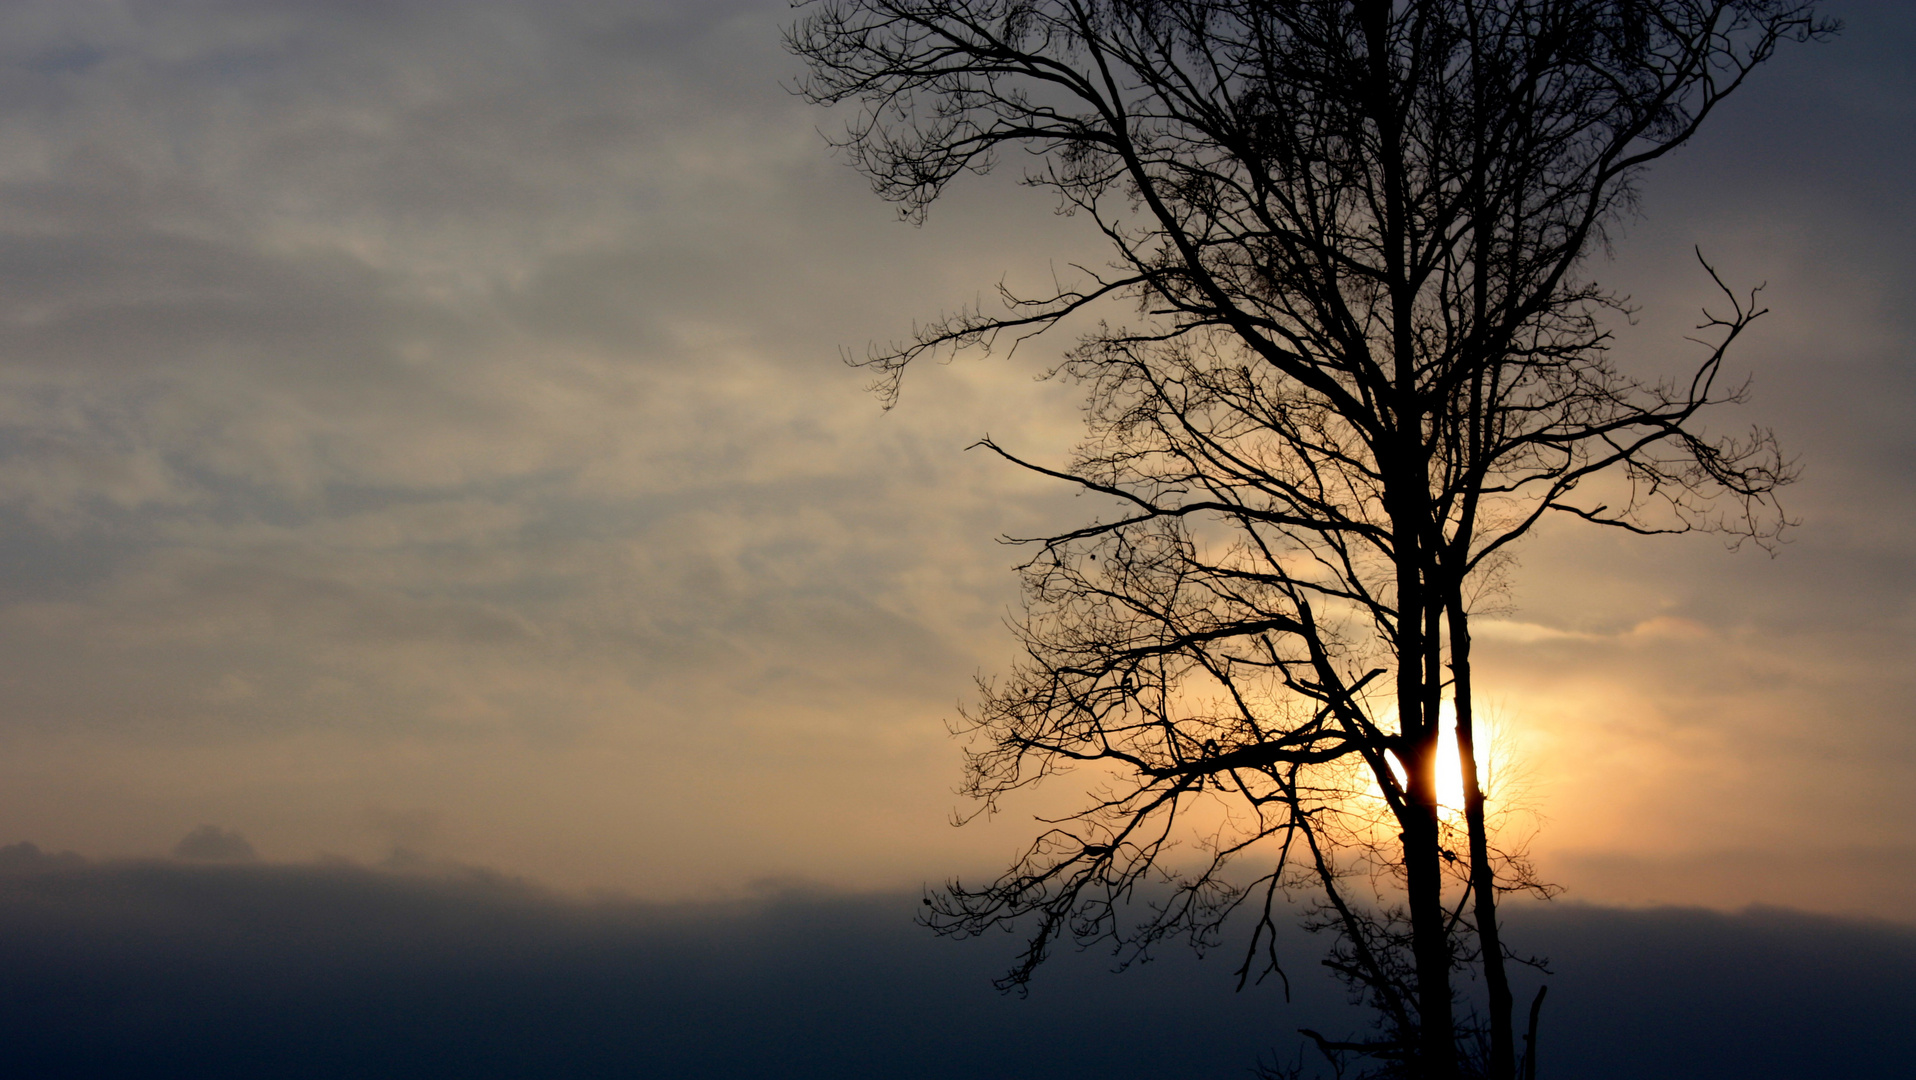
0, 0, 1907, 937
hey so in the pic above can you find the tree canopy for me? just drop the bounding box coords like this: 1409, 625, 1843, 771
791, 3, 1829, 1077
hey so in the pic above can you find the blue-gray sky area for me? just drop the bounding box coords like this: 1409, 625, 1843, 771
0, 0, 1907, 956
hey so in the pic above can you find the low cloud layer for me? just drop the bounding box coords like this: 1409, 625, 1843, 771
0, 848, 1909, 1080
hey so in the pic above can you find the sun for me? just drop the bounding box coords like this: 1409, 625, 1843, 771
1382, 699, 1482, 812
1434, 700, 1468, 811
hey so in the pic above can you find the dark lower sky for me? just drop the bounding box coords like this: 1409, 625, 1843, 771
0, 848, 1909, 1080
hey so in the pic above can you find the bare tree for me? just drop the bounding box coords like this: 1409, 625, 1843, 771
790, 3, 1829, 1077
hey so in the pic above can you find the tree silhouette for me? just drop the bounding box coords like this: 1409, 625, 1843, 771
790, 3, 1830, 1077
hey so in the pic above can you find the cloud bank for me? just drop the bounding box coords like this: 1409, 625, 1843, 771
0, 847, 1909, 1080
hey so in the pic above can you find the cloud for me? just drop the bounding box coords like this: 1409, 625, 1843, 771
171, 824, 257, 862
0, 0, 1087, 890
0, 0, 1899, 917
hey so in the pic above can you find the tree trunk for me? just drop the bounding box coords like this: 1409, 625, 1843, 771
1451, 599, 1514, 1080
1394, 508, 1455, 1079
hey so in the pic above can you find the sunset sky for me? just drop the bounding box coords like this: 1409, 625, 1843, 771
0, 0, 1907, 932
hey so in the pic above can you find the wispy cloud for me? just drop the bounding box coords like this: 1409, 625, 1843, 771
0, 0, 1902, 915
